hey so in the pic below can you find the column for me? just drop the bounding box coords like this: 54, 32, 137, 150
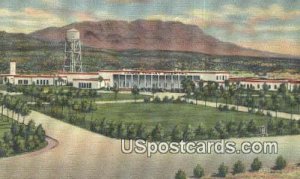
164, 74, 167, 89
131, 74, 133, 88
118, 74, 120, 87
138, 74, 140, 88
125, 74, 127, 88
171, 74, 174, 90
157, 74, 160, 88
151, 74, 153, 88
144, 74, 147, 88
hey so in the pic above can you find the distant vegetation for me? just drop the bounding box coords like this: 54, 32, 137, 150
0, 32, 299, 74
4, 85, 300, 142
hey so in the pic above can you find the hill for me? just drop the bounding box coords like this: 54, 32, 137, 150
29, 20, 286, 58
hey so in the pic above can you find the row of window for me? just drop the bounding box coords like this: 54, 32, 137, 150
36, 80, 49, 85
216, 76, 227, 80
243, 84, 276, 89
78, 82, 92, 89
18, 80, 29, 85
114, 75, 201, 81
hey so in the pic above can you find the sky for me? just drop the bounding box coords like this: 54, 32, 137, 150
0, 0, 300, 56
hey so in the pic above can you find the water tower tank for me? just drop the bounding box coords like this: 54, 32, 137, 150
66, 28, 80, 41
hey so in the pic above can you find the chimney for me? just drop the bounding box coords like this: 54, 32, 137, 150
10, 61, 16, 75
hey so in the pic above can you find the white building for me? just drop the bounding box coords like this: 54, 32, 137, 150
1, 61, 299, 91
98, 69, 229, 90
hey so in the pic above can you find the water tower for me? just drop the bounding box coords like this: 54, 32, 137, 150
63, 29, 83, 72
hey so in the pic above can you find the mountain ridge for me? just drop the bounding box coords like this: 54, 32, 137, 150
28, 19, 291, 58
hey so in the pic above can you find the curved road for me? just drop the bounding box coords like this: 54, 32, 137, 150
0, 110, 299, 178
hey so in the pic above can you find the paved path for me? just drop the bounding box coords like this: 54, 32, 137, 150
95, 99, 144, 104
0, 90, 23, 96
154, 92, 300, 120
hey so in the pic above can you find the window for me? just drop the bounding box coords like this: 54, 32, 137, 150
222, 76, 225, 80
216, 76, 219, 80
24, 80, 28, 85
18, 80, 22, 84
274, 85, 277, 89
257, 84, 260, 89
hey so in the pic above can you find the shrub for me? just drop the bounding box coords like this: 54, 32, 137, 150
153, 96, 161, 103
223, 105, 229, 111
144, 97, 150, 103
232, 160, 245, 175
251, 158, 262, 171
162, 96, 170, 103
193, 164, 204, 178
230, 106, 236, 111
218, 163, 228, 177
175, 169, 187, 179
274, 155, 287, 170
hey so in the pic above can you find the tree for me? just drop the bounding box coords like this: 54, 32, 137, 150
112, 83, 119, 101
117, 123, 127, 139
215, 121, 229, 139
136, 124, 147, 139
274, 155, 287, 170
98, 76, 104, 88
251, 158, 262, 171
181, 78, 195, 101
286, 95, 297, 120
0, 95, 4, 120
182, 124, 194, 141
194, 88, 201, 105
127, 124, 136, 139
247, 119, 258, 134
171, 125, 183, 142
222, 91, 230, 106
217, 163, 228, 177
151, 123, 164, 141
193, 164, 204, 178
271, 94, 280, 118
202, 87, 209, 107
232, 160, 245, 175
214, 89, 221, 108
20, 104, 30, 124
195, 123, 206, 140
175, 169, 187, 179
131, 85, 140, 103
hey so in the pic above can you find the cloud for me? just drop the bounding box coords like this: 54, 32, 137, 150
0, 7, 66, 33
42, 0, 62, 8
107, 0, 151, 4
237, 40, 300, 56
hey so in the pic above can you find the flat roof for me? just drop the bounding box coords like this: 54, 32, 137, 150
73, 78, 110, 81
98, 69, 230, 74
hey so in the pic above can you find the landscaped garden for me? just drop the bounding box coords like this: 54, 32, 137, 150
1, 83, 300, 142
0, 95, 47, 158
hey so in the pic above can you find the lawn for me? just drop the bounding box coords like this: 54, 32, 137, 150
75, 93, 149, 101
89, 103, 276, 132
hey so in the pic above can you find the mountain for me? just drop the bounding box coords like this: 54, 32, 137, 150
29, 20, 285, 58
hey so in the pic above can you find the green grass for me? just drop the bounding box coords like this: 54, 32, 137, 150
75, 93, 148, 101
87, 103, 277, 132
191, 95, 300, 115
